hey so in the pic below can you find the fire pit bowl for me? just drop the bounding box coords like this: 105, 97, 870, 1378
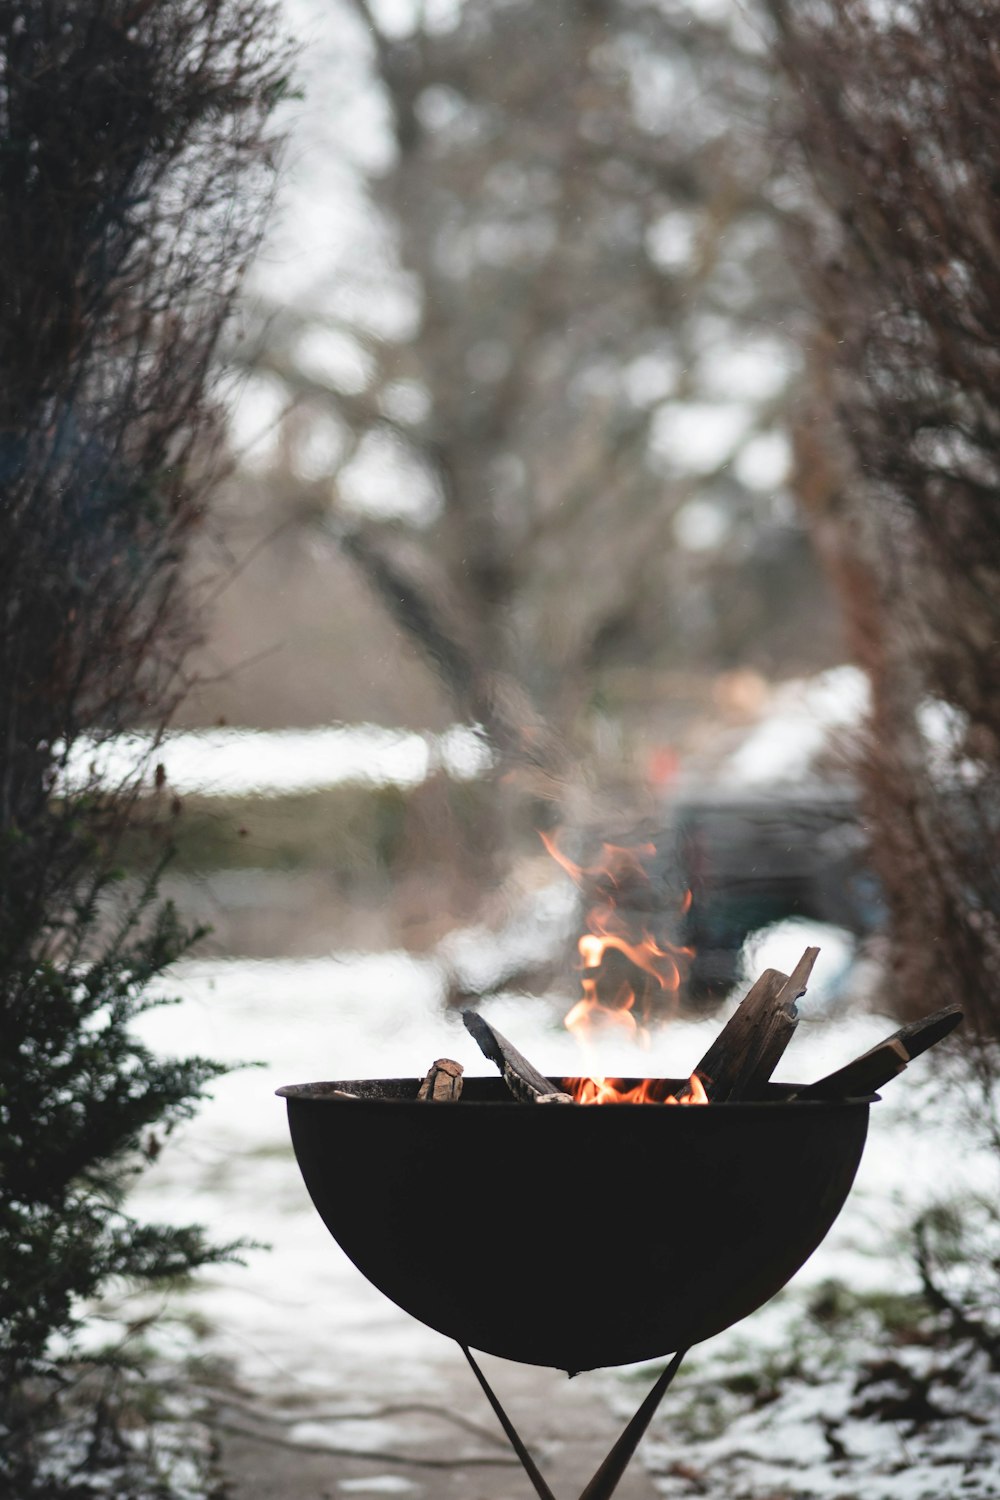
277, 1076, 870, 1373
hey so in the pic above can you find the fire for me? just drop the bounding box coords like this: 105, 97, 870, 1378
541, 829, 706, 1106
562, 1071, 709, 1106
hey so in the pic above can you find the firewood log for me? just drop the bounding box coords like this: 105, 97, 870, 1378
417, 1057, 465, 1101
794, 1004, 963, 1100
679, 946, 819, 1102
463, 1011, 574, 1102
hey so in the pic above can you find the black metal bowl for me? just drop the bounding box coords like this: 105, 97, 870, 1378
278, 1076, 870, 1373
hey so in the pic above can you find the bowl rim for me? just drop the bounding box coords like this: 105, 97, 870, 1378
275, 1077, 880, 1106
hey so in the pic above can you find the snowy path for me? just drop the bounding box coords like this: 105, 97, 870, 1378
119, 922, 999, 1497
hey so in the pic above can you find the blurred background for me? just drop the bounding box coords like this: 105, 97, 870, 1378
113, 2, 1000, 1493
11, 3, 1000, 1495
159, 0, 869, 1000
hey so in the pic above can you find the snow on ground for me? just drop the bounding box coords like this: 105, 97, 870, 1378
713, 666, 868, 788
57, 662, 983, 807
63, 723, 493, 798
710, 663, 983, 794
109, 913, 1000, 1495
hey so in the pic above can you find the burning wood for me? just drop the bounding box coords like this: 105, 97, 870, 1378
451, 827, 963, 1108
417, 1057, 465, 1101
463, 1011, 575, 1103
459, 953, 961, 1107
683, 946, 818, 1102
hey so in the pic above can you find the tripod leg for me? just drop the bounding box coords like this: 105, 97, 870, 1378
460, 1344, 558, 1500
577, 1349, 687, 1500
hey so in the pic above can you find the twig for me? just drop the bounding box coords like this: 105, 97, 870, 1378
914, 1217, 1000, 1373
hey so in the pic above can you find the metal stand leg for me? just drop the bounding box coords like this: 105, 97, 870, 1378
461, 1345, 557, 1500
460, 1344, 688, 1500
577, 1350, 685, 1500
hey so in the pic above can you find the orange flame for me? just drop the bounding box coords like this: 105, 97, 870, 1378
541, 829, 705, 1106
669, 1072, 709, 1106
562, 1071, 709, 1106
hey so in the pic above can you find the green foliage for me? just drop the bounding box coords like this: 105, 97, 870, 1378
807, 1277, 929, 1342
1, 876, 221, 1373
0, 852, 249, 1491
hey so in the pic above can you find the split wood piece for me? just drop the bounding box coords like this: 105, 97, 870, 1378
679, 946, 819, 1102
462, 1011, 575, 1103
417, 1057, 465, 1101
740, 946, 820, 1098
795, 1004, 963, 1101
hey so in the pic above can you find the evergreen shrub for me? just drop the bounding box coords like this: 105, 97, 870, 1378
0, 2, 289, 1489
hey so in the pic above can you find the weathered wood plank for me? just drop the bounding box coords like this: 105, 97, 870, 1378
680, 947, 818, 1101
463, 1011, 575, 1103
797, 1004, 963, 1100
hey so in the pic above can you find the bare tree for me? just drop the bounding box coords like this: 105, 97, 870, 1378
770, 0, 1000, 1047
236, 0, 829, 818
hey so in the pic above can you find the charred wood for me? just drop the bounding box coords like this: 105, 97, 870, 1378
462, 1011, 574, 1103
741, 947, 819, 1097
796, 1005, 963, 1100
682, 947, 819, 1102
